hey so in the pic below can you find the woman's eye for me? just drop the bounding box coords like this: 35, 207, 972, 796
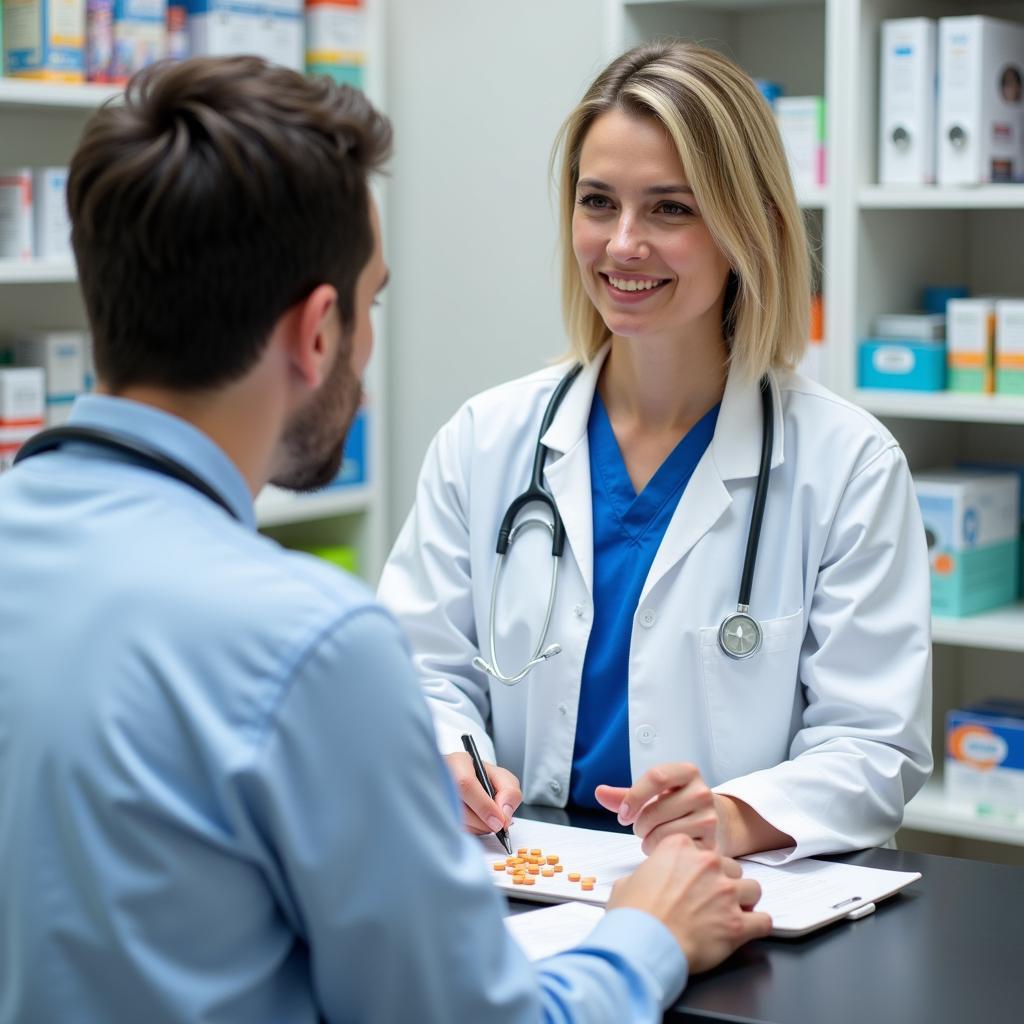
577, 193, 613, 211
659, 201, 693, 216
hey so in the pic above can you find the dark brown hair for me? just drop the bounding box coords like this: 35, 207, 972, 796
67, 56, 392, 392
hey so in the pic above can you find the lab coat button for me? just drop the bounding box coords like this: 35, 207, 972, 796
636, 724, 656, 744
557, 702, 568, 716
573, 604, 585, 618
640, 609, 656, 628
549, 780, 562, 795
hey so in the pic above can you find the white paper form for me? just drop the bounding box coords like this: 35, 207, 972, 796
482, 818, 921, 937
481, 818, 644, 906
504, 903, 606, 961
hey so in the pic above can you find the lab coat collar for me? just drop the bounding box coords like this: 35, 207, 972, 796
538, 345, 609, 456
711, 365, 786, 481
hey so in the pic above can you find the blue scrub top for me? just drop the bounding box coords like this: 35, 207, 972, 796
569, 393, 720, 809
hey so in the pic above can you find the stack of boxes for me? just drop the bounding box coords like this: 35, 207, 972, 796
0, 367, 44, 471
0, 167, 73, 263
879, 14, 1024, 187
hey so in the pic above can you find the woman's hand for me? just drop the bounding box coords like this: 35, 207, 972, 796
596, 763, 795, 857
596, 763, 722, 854
444, 752, 522, 836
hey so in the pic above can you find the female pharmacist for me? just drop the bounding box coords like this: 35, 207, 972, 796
378, 42, 932, 863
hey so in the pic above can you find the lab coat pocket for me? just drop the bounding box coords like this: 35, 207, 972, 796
699, 607, 805, 783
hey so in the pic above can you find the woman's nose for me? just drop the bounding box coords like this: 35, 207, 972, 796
606, 215, 649, 262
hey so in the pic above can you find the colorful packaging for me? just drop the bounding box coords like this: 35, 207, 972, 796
187, 0, 301, 71
0, 366, 45, 471
995, 299, 1024, 396
858, 338, 946, 391
0, 169, 33, 261
946, 701, 1024, 820
85, 0, 113, 80
166, 3, 187, 60
914, 469, 1020, 617
31, 167, 72, 261
946, 298, 996, 393
4, 0, 86, 81
305, 0, 364, 88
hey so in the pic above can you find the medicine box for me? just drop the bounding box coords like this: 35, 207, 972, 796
32, 167, 72, 261
946, 701, 1024, 820
305, 0, 365, 88
0, 169, 33, 261
11, 331, 87, 423
0, 366, 45, 470
328, 405, 366, 487
937, 16, 1024, 185
105, 0, 168, 82
4, 0, 86, 81
946, 298, 996, 393
187, 0, 302, 71
858, 338, 946, 391
995, 299, 1024, 395
775, 96, 826, 189
879, 18, 937, 185
872, 313, 945, 341
914, 470, 1020, 617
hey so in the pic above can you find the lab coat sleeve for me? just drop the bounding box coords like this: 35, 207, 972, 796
714, 444, 933, 863
242, 608, 687, 1024
377, 412, 497, 761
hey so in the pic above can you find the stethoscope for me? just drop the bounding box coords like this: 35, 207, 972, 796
12, 425, 240, 520
472, 367, 774, 685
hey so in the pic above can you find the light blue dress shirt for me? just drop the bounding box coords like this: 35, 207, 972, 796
0, 395, 686, 1024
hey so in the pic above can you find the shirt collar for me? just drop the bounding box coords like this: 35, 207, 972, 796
67, 394, 257, 529
540, 341, 785, 480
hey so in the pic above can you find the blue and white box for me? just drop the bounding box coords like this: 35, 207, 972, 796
186, 0, 301, 71
947, 701, 1024, 819
328, 405, 366, 487
858, 338, 946, 390
914, 469, 1020, 617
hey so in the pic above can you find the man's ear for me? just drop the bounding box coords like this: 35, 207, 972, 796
287, 284, 340, 390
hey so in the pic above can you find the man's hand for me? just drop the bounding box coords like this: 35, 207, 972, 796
609, 834, 771, 973
444, 752, 522, 835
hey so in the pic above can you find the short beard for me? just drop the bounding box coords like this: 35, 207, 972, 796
272, 347, 363, 493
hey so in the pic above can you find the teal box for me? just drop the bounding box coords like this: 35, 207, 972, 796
914, 470, 1020, 616
858, 338, 946, 390
959, 462, 1024, 597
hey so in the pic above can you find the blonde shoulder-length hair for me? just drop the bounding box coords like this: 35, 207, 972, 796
553, 41, 811, 381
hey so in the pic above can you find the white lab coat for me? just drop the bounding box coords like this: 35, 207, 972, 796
379, 347, 933, 862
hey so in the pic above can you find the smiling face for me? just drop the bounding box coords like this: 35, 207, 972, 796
571, 108, 733, 350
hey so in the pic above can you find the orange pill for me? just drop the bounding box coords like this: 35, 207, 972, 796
581, 881, 595, 891
546, 855, 559, 864
517, 847, 528, 855
568, 872, 581, 882
512, 876, 525, 885
582, 876, 596, 884
523, 877, 536, 885
493, 861, 505, 871
554, 864, 564, 873
530, 849, 542, 856
541, 867, 554, 877
527, 865, 540, 875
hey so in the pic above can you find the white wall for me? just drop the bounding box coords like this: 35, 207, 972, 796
383, 0, 606, 541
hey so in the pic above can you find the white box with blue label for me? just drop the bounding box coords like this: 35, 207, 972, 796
914, 469, 1019, 616
858, 338, 946, 390
946, 701, 1024, 819
187, 0, 301, 70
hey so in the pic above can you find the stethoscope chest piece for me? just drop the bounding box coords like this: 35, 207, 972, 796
718, 609, 762, 660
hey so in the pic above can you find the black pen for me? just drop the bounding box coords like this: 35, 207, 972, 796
461, 733, 512, 855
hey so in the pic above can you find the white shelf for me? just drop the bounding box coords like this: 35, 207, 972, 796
853, 389, 1024, 425
0, 77, 121, 110
859, 185, 1024, 210
623, 0, 823, 8
0, 260, 76, 284
255, 484, 374, 528
932, 604, 1024, 654
902, 783, 1024, 847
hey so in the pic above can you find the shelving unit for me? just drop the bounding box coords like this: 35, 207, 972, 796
612, 0, 1024, 860
0, 0, 389, 581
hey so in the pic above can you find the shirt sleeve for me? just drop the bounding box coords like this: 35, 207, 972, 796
238, 606, 687, 1023
715, 445, 934, 862
377, 416, 499, 762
